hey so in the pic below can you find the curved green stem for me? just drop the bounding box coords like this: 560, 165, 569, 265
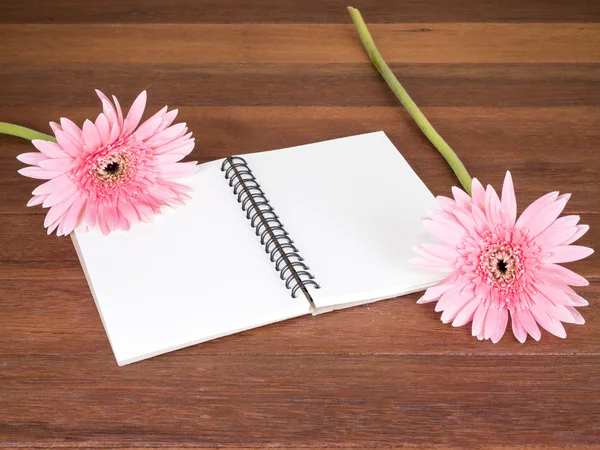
0, 122, 56, 142
347, 6, 472, 194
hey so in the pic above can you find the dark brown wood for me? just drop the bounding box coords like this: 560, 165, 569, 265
1, 1, 599, 447
1, 0, 599, 23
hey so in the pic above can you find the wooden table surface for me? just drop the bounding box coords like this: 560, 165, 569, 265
1, 0, 599, 447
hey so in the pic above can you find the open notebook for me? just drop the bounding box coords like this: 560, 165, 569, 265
72, 131, 444, 365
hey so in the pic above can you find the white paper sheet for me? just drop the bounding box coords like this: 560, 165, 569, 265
242, 132, 444, 311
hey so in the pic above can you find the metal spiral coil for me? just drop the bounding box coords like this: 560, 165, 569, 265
221, 156, 320, 301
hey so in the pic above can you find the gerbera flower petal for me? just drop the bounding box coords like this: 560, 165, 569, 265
134, 116, 163, 142
95, 113, 111, 145
122, 90, 147, 136
544, 245, 594, 264
59, 117, 83, 143
500, 171, 517, 225
516, 309, 541, 341
564, 225, 589, 245
32, 139, 68, 158
514, 191, 559, 231
452, 297, 480, 327
534, 215, 580, 248
27, 195, 47, 207
18, 166, 61, 180
38, 158, 75, 173
145, 122, 188, 148
510, 311, 527, 343
527, 194, 570, 238
17, 152, 49, 165
55, 130, 82, 157
470, 178, 486, 212
82, 119, 102, 150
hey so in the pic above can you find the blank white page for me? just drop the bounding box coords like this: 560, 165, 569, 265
241, 132, 444, 310
73, 159, 310, 365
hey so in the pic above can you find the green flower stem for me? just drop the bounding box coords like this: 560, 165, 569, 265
347, 6, 472, 194
0, 122, 56, 142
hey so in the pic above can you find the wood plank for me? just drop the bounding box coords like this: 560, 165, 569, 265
2, 106, 599, 213
2, 63, 599, 107
0, 277, 597, 357
2, 0, 599, 23
2, 355, 599, 446
1, 24, 600, 65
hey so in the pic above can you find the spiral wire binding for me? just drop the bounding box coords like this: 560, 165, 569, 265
221, 157, 320, 304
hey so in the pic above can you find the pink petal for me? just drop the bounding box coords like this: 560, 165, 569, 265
99, 97, 118, 128
470, 178, 486, 212
32, 139, 68, 158
82, 119, 102, 150
44, 193, 78, 227
155, 150, 191, 164
145, 122, 188, 148
564, 225, 589, 245
55, 130, 82, 157
160, 161, 199, 178
440, 292, 475, 324
27, 195, 47, 207
419, 276, 456, 303
452, 186, 472, 209
38, 158, 74, 173
491, 308, 508, 343
18, 167, 61, 180
567, 292, 589, 307
516, 309, 541, 341
156, 109, 179, 133
84, 201, 98, 229
538, 263, 589, 287
510, 311, 527, 343
112, 95, 124, 128
153, 133, 194, 155
122, 90, 147, 136
528, 195, 570, 238
500, 171, 517, 226
566, 307, 585, 325
49, 121, 62, 133
17, 152, 48, 165
103, 205, 118, 232
59, 117, 83, 142
95, 113, 111, 145
544, 245, 594, 263
547, 303, 576, 324
117, 201, 140, 225
423, 219, 465, 246
530, 306, 567, 339
452, 206, 477, 231
61, 196, 86, 235
32, 174, 72, 195
108, 123, 120, 144
42, 181, 78, 208
471, 303, 487, 337
134, 116, 163, 142
485, 184, 503, 227
452, 297, 480, 327
534, 215, 580, 248
515, 191, 559, 232
417, 243, 459, 262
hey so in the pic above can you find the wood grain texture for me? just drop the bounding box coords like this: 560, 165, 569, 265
2, 24, 600, 64
1, 0, 599, 448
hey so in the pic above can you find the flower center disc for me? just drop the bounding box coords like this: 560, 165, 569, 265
479, 242, 524, 293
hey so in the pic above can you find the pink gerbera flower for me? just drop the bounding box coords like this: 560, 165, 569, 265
17, 90, 198, 235
412, 171, 593, 343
